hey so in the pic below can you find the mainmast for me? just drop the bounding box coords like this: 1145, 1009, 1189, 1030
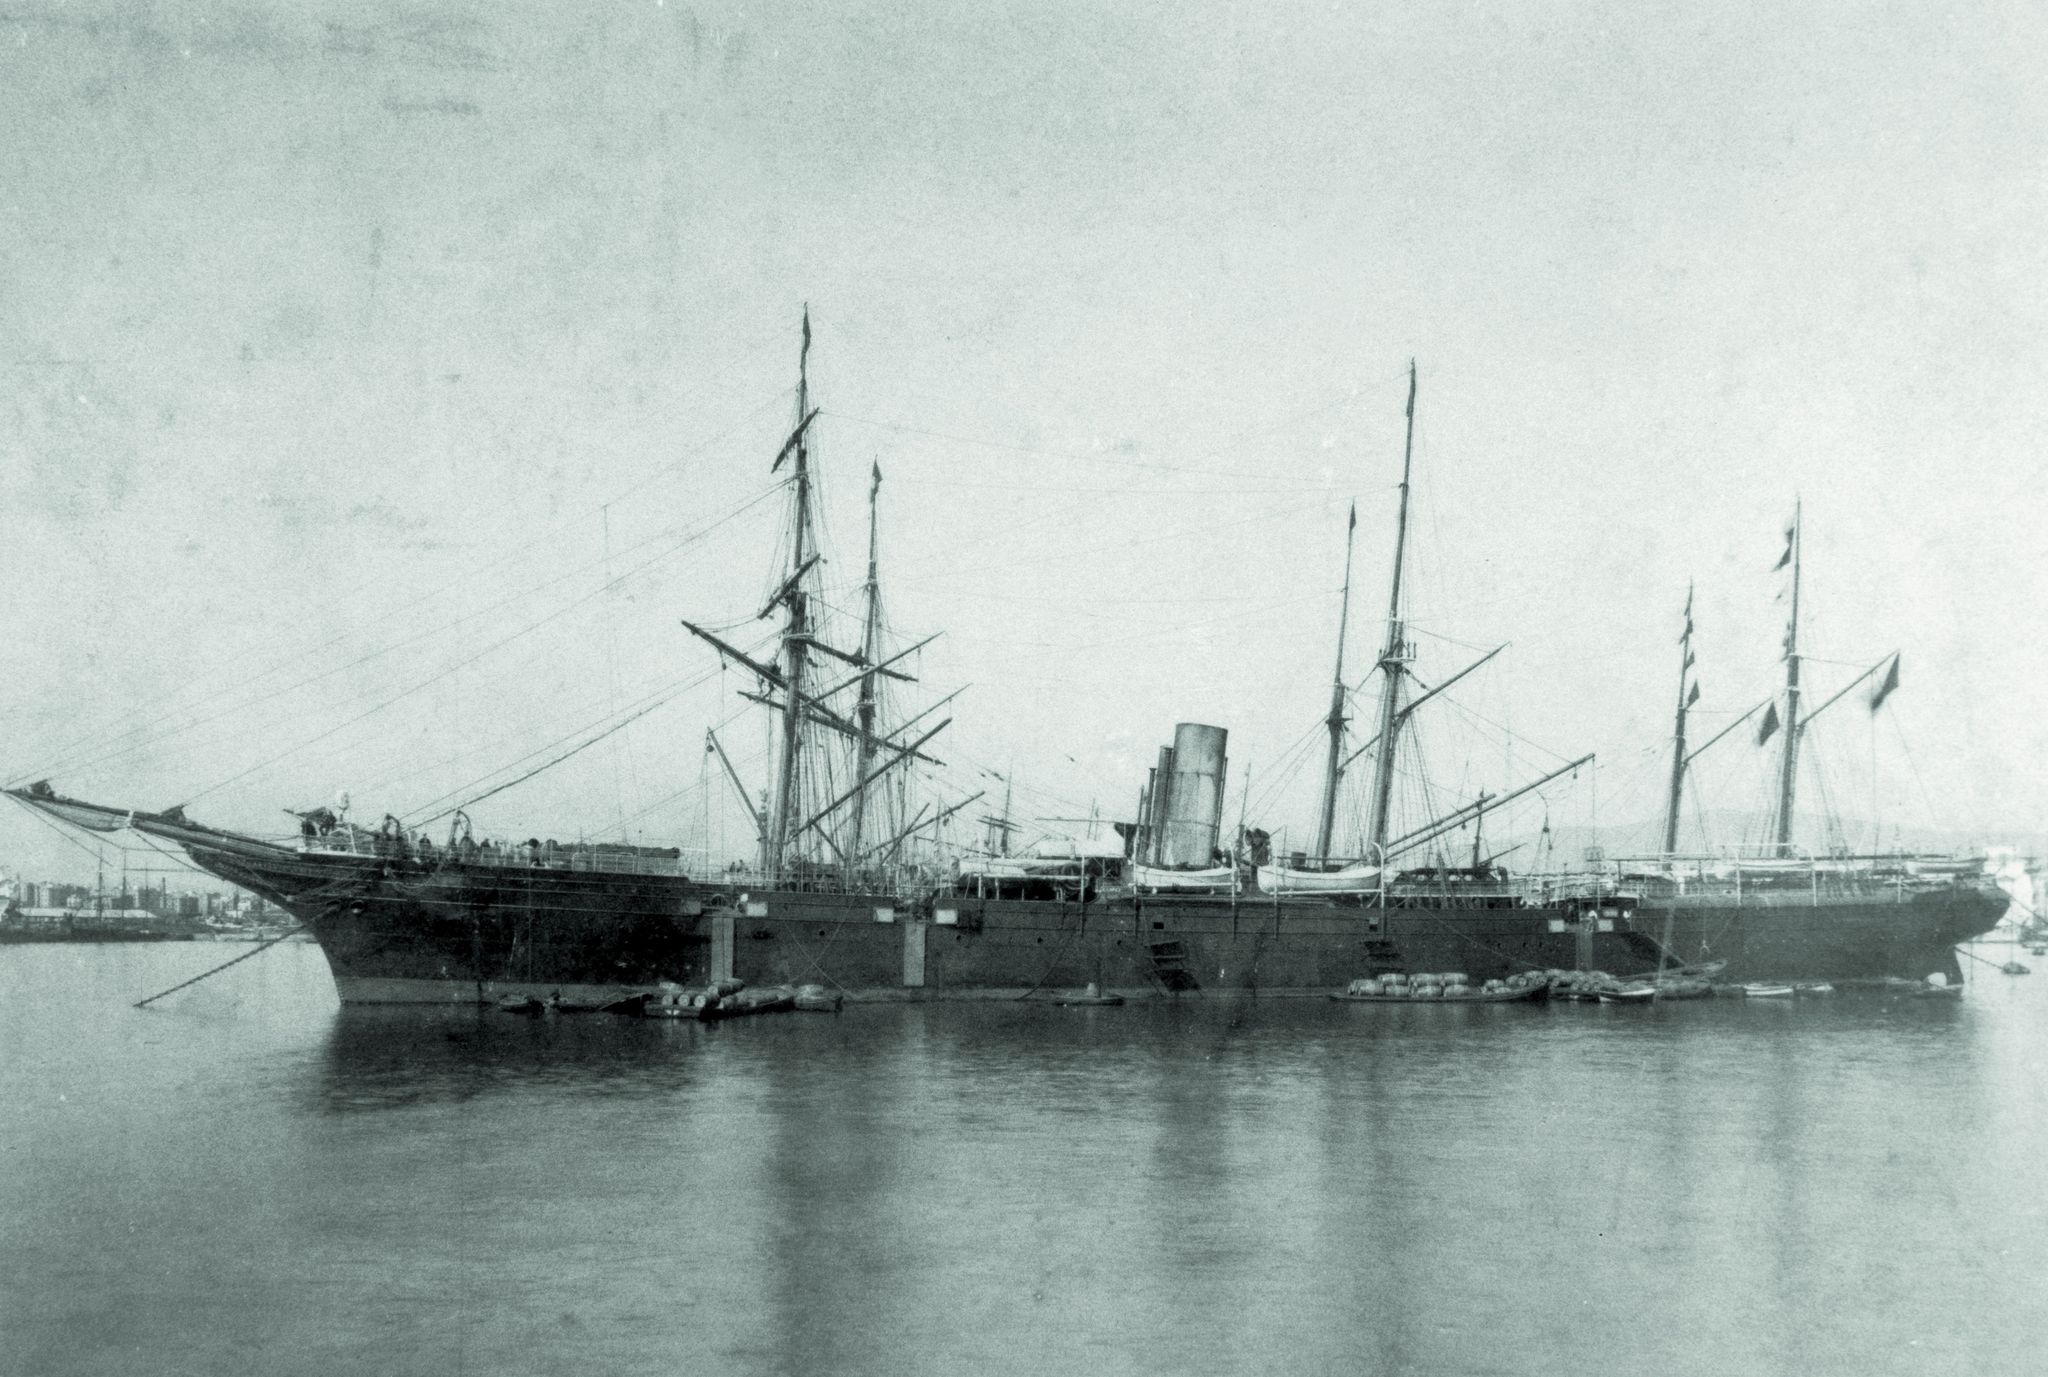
846, 460, 884, 871
1312, 502, 1357, 861
765, 308, 817, 878
1773, 501, 1803, 854
1364, 362, 1419, 861
1662, 583, 1699, 855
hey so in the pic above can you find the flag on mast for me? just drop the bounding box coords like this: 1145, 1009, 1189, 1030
1687, 681, 1701, 707
1869, 654, 1901, 713
1773, 523, 1794, 571
1756, 702, 1781, 746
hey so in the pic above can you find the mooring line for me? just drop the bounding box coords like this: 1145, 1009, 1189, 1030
133, 926, 309, 1009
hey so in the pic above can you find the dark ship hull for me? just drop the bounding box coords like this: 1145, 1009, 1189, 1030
8, 790, 2006, 1002
149, 812, 1617, 1002
1626, 880, 2006, 984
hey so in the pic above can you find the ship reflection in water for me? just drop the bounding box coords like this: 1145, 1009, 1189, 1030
3, 943, 2044, 1377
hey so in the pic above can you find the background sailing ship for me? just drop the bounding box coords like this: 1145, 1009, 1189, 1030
1609, 504, 2005, 979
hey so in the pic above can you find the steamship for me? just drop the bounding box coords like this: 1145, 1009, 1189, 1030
5, 336, 2001, 1001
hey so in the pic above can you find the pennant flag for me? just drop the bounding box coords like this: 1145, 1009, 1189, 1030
1684, 649, 1696, 670
1679, 585, 1694, 642
1756, 702, 1781, 746
801, 305, 811, 362
1773, 523, 1794, 571
1348, 501, 1357, 531
871, 459, 883, 498
1869, 654, 1901, 713
1687, 680, 1701, 707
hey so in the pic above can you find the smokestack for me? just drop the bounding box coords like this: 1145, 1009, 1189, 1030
1160, 724, 1229, 866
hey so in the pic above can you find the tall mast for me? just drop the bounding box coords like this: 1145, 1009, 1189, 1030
765, 308, 815, 878
1312, 502, 1357, 861
1773, 500, 1803, 853
1364, 361, 1418, 860
846, 460, 884, 873
1662, 582, 1697, 855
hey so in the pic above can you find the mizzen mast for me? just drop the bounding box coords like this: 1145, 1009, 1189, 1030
1772, 500, 1803, 854
1311, 502, 1357, 862
1364, 361, 1419, 861
846, 459, 885, 870
1662, 583, 1700, 855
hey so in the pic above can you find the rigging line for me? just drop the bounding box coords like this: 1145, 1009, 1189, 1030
15, 477, 791, 790
50, 479, 787, 785
824, 375, 1403, 484
1431, 695, 1577, 769
177, 546, 702, 811
892, 492, 1345, 594
1405, 625, 1505, 653
601, 770, 726, 842
413, 691, 688, 826
8, 388, 799, 789
398, 663, 722, 823
883, 476, 1347, 496
1887, 710, 1943, 832
115, 486, 781, 801
132, 925, 311, 1009
6, 794, 128, 868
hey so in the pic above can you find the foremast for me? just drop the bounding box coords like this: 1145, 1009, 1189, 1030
765, 308, 819, 878
1363, 361, 1419, 862
681, 311, 949, 889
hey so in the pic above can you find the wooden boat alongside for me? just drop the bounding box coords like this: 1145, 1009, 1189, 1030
697, 986, 799, 1021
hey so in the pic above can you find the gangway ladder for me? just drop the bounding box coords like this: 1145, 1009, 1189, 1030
1362, 938, 1408, 977
1146, 939, 1200, 992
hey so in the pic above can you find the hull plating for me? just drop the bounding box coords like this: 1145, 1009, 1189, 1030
172, 841, 2006, 1003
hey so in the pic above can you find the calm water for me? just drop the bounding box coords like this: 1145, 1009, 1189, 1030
3, 943, 2044, 1377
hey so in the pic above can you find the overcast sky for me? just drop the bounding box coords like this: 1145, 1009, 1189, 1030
3, 1, 2044, 886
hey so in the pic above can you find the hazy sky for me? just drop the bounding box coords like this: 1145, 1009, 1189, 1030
3, 1, 2044, 886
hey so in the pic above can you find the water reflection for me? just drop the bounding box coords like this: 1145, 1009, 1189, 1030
261, 982, 2031, 1376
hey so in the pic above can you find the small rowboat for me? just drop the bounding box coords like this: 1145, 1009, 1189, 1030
791, 984, 843, 1013
697, 987, 799, 1021
1052, 981, 1124, 1007
1741, 983, 1795, 998
1597, 983, 1658, 1004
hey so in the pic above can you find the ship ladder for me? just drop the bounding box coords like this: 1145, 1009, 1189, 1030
1362, 938, 1407, 977
1146, 939, 1200, 993
1616, 929, 1668, 966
